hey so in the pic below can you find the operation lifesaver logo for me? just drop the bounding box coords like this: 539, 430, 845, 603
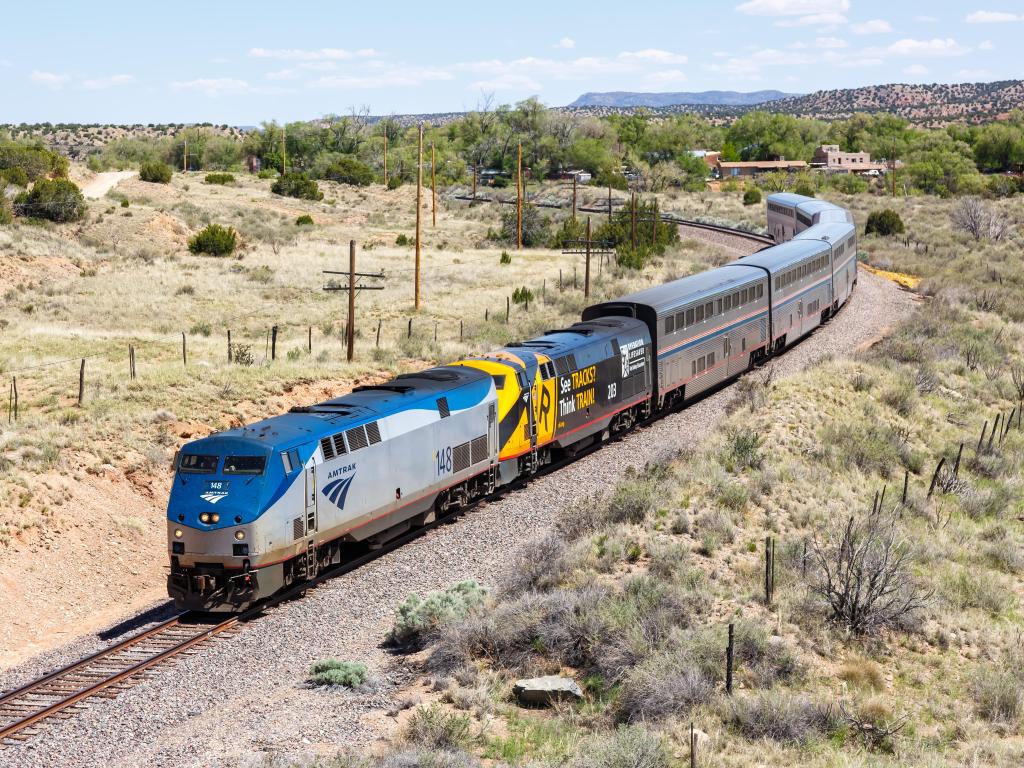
558, 364, 597, 418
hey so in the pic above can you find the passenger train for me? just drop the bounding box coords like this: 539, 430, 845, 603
166, 193, 857, 611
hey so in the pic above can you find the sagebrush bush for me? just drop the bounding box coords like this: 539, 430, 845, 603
389, 580, 487, 647
15, 178, 86, 222
271, 172, 323, 200
837, 656, 885, 691
203, 172, 235, 185
402, 704, 473, 750
972, 653, 1023, 724
865, 208, 905, 236
500, 534, 571, 596
308, 659, 368, 688
188, 223, 237, 256
570, 725, 670, 768
139, 161, 172, 184
727, 690, 837, 743
742, 187, 762, 206
618, 654, 715, 722
0, 194, 11, 225
295, 214, 314, 226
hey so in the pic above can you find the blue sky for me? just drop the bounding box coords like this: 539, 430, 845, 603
1, 1, 1018, 124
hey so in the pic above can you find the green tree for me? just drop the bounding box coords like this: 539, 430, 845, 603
271, 172, 323, 200
864, 209, 905, 236
15, 178, 86, 222
139, 161, 173, 183
904, 133, 981, 197
322, 155, 375, 186
188, 224, 237, 255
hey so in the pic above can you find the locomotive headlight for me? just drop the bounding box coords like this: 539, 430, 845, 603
174, 528, 183, 538
211, 513, 220, 523
200, 512, 211, 523
234, 530, 246, 541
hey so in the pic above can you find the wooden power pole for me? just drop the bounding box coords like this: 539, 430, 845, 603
183, 139, 187, 173
415, 123, 423, 310
282, 126, 287, 175
584, 217, 591, 298
516, 142, 523, 250
347, 240, 356, 361
572, 174, 578, 222
383, 133, 388, 187
431, 142, 437, 227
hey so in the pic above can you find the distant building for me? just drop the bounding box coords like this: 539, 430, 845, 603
716, 159, 808, 178
560, 169, 592, 183
690, 150, 721, 170
244, 155, 262, 174
811, 145, 888, 174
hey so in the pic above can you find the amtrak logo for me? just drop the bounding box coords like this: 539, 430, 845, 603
322, 473, 355, 510
200, 490, 228, 504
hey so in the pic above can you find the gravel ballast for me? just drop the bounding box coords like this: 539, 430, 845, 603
1, 271, 916, 768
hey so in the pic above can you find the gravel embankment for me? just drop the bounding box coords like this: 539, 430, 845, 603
676, 223, 772, 257
1, 271, 916, 768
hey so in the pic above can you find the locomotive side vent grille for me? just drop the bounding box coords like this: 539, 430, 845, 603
471, 435, 488, 464
437, 397, 450, 419
366, 421, 382, 444
346, 425, 368, 451
452, 442, 471, 473
333, 433, 347, 455
320, 437, 335, 460
293, 517, 305, 540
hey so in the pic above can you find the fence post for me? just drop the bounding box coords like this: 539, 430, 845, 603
525, 290, 529, 312
308, 326, 312, 354
78, 359, 85, 407
726, 623, 735, 695
506, 296, 510, 323
689, 722, 697, 768
407, 318, 413, 338
573, 265, 577, 290
764, 535, 772, 605
271, 325, 278, 361
12, 377, 17, 422
182, 332, 187, 366
542, 279, 546, 302
434, 321, 438, 342
953, 443, 964, 476
485, 308, 489, 322
228, 330, 232, 363
988, 413, 1001, 452
460, 320, 464, 341
8, 377, 15, 423
376, 319, 382, 348
977, 421, 988, 455
928, 456, 946, 497
559, 269, 563, 292
902, 470, 909, 504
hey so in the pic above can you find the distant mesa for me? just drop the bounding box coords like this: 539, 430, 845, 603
567, 90, 800, 108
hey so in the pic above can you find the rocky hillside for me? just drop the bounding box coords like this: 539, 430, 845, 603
0, 123, 246, 159
569, 90, 796, 108
768, 80, 1024, 126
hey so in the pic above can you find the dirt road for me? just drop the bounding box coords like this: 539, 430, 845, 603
80, 171, 136, 198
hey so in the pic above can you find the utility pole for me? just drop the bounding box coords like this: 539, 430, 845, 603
890, 139, 897, 198
347, 240, 356, 361
471, 163, 477, 201
631, 192, 637, 249
584, 217, 591, 298
183, 139, 188, 173
516, 142, 523, 250
282, 125, 287, 175
652, 198, 658, 246
572, 174, 578, 222
415, 123, 423, 310
431, 141, 437, 227
607, 184, 612, 224
383, 133, 388, 187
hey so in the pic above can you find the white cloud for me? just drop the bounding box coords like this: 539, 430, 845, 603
736, 0, 848, 15
814, 36, 848, 48
468, 73, 544, 92
886, 38, 970, 56
958, 68, 993, 79
618, 49, 688, 64
774, 12, 847, 28
966, 10, 1024, 23
265, 69, 300, 81
170, 78, 253, 96
81, 74, 134, 90
248, 47, 379, 61
902, 64, 930, 76
553, 37, 575, 49
851, 19, 892, 34
644, 69, 689, 85
31, 70, 70, 88
979, 39, 995, 50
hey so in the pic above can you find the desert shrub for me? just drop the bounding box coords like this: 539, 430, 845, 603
940, 569, 1013, 615
257, 168, 277, 179
831, 173, 868, 194
139, 161, 173, 184
395, 233, 411, 246
722, 427, 764, 471
727, 691, 837, 743
308, 659, 369, 688
793, 179, 816, 197
880, 379, 917, 417
695, 508, 735, 555
950, 196, 1012, 241
272, 172, 323, 200
390, 580, 487, 647
570, 725, 670, 768
603, 464, 671, 525
232, 344, 254, 366
500, 534, 571, 596
0, 140, 67, 180
511, 286, 533, 305
742, 187, 762, 206
500, 204, 549, 247
550, 216, 587, 248
323, 155, 375, 186
15, 178, 86, 222
121, 198, 130, 208
985, 537, 1024, 574
0, 166, 30, 187
972, 646, 1024, 724
864, 209, 905, 237
295, 214, 314, 226
810, 508, 930, 634
203, 172, 235, 185
403, 705, 473, 751
685, 621, 799, 688
188, 223, 237, 256
499, 250, 511, 264
618, 653, 715, 722
0, 195, 11, 225
837, 656, 885, 691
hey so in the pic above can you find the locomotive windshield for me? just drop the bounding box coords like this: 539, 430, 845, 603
223, 455, 267, 475
178, 454, 218, 473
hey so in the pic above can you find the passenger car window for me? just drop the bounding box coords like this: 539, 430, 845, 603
223, 456, 267, 475
179, 454, 218, 473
